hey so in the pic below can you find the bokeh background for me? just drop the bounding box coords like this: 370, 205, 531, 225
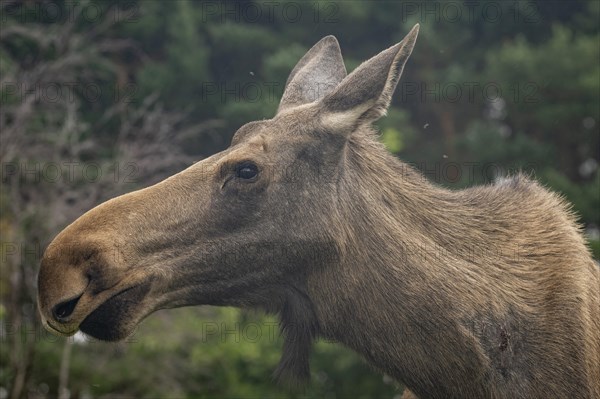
1, 1, 598, 398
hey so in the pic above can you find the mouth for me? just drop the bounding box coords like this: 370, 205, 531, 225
45, 320, 78, 337
79, 283, 152, 341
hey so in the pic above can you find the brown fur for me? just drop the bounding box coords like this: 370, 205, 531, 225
38, 25, 600, 398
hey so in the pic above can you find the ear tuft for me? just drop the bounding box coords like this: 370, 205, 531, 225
320, 24, 419, 132
278, 35, 347, 113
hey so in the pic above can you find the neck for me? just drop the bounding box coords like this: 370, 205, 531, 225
307, 133, 486, 397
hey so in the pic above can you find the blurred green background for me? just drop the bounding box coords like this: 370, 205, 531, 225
1, 1, 598, 398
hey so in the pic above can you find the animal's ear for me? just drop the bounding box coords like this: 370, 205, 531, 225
319, 24, 419, 133
278, 36, 347, 113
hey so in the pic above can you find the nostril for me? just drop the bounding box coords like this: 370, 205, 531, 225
52, 295, 81, 322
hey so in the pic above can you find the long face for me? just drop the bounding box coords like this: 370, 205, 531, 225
38, 107, 344, 340
38, 26, 419, 342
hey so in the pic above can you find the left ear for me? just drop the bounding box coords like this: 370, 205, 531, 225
319, 24, 419, 132
278, 35, 347, 113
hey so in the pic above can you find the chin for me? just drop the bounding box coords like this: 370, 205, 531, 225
80, 283, 152, 341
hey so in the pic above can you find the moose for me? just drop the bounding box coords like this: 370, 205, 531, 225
38, 25, 599, 398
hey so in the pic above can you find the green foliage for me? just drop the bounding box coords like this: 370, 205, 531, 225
378, 109, 417, 154
541, 169, 600, 226
137, 1, 211, 113
486, 25, 599, 148
589, 239, 600, 260
21, 308, 399, 398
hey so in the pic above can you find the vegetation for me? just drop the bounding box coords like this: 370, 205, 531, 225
1, 1, 598, 398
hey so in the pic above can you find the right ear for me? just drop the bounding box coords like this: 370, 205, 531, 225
277, 36, 347, 113
319, 24, 419, 133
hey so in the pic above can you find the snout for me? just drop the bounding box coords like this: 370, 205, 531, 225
38, 239, 113, 336
38, 237, 153, 340
37, 241, 91, 336
37, 197, 158, 340
37, 169, 205, 340
37, 184, 169, 340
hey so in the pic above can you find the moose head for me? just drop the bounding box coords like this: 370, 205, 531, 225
39, 25, 419, 382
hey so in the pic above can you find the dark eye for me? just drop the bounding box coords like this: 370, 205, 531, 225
235, 162, 259, 180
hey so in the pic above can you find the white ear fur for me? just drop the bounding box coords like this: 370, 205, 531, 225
320, 102, 375, 132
